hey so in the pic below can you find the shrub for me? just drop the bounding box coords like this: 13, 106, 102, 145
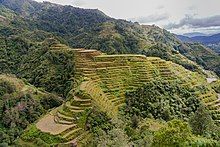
21, 125, 65, 144
153, 119, 192, 146
40, 94, 63, 110
189, 105, 220, 140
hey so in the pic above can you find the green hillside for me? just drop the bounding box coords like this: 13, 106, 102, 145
0, 0, 220, 76
15, 45, 219, 146
0, 74, 63, 144
0, 0, 219, 146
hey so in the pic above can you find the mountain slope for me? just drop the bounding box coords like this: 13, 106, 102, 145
1, 0, 220, 76
177, 33, 220, 54
0, 0, 219, 145
19, 45, 220, 146
191, 33, 220, 44
0, 74, 63, 144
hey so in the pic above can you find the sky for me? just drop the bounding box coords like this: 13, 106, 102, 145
35, 0, 220, 35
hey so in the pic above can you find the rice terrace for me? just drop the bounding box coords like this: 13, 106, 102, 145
0, 0, 220, 146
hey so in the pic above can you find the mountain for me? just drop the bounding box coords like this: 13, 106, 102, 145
183, 32, 207, 38
18, 46, 220, 146
191, 33, 220, 44
176, 35, 193, 42
0, 0, 220, 146
1, 0, 220, 76
177, 33, 220, 54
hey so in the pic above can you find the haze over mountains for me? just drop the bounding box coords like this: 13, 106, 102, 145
0, 0, 220, 146
177, 32, 220, 54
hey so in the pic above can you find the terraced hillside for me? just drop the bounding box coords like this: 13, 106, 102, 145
27, 44, 220, 146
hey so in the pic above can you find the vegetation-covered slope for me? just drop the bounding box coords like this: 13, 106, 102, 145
0, 0, 219, 146
16, 46, 219, 146
0, 74, 63, 144
0, 37, 75, 97
0, 0, 220, 76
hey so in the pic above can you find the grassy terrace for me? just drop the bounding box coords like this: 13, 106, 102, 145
33, 44, 219, 145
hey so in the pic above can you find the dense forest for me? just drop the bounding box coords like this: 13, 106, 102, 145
121, 80, 220, 146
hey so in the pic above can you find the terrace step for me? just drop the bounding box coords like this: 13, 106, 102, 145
56, 112, 75, 122
59, 125, 78, 136
74, 96, 91, 102
65, 102, 85, 110
54, 117, 74, 125
62, 128, 83, 140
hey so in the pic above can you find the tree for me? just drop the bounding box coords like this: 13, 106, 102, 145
153, 119, 192, 146
189, 105, 220, 139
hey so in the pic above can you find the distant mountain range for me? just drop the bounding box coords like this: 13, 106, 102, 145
177, 33, 220, 54
183, 32, 208, 38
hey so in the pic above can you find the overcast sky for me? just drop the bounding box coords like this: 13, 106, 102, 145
35, 0, 220, 35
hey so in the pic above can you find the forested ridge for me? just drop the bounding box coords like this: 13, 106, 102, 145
0, 0, 219, 76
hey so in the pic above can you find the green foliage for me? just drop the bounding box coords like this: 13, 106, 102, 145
86, 109, 114, 134
21, 125, 65, 145
0, 5, 15, 20
2, 0, 218, 76
0, 92, 45, 144
0, 80, 15, 96
186, 43, 220, 76
124, 80, 201, 121
0, 1, 219, 146
189, 137, 219, 147
189, 105, 220, 140
0, 75, 62, 144
40, 94, 63, 110
152, 119, 219, 146
153, 119, 192, 146
211, 80, 220, 93
0, 36, 75, 97
94, 128, 131, 147
21, 46, 75, 97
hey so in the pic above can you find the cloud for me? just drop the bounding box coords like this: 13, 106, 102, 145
130, 13, 169, 23
187, 5, 196, 11
165, 15, 220, 30
156, 5, 164, 10
72, 0, 85, 6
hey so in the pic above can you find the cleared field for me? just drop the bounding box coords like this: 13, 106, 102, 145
36, 113, 76, 135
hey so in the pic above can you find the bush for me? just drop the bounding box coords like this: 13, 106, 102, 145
153, 119, 192, 146
40, 94, 63, 110
86, 109, 114, 134
21, 125, 65, 144
0, 81, 16, 97
189, 105, 220, 140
